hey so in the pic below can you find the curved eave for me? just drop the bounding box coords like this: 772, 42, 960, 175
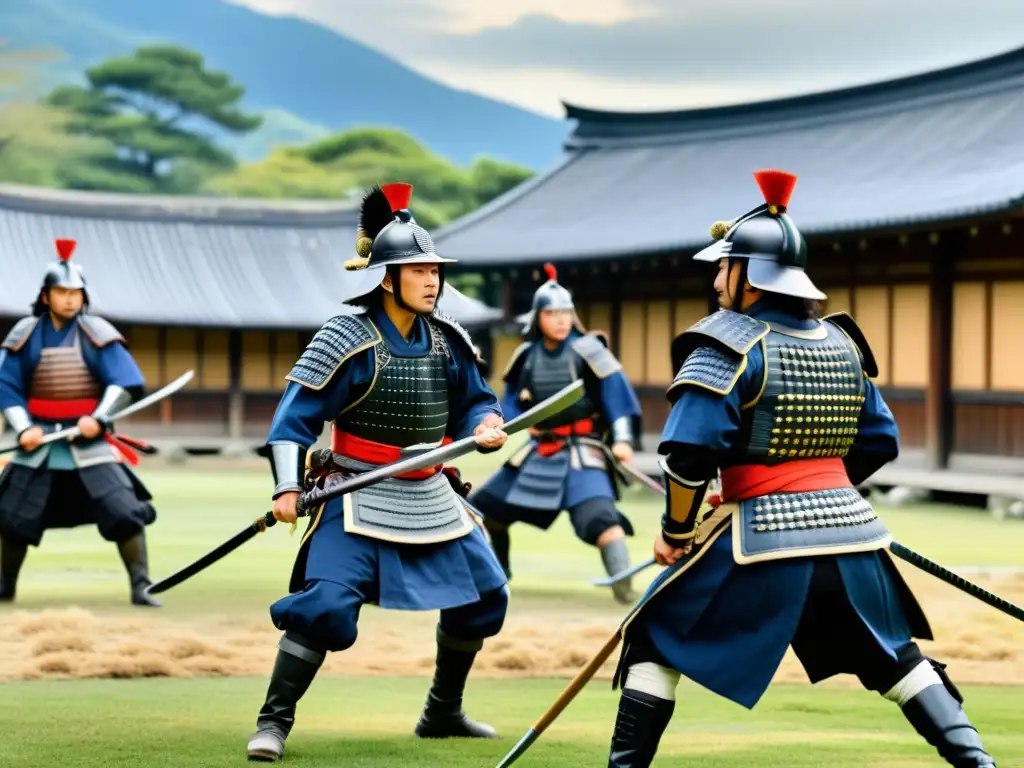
447, 198, 1024, 268
561, 43, 1024, 148
0, 182, 360, 228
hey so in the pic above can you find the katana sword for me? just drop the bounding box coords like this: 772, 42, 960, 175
888, 541, 1024, 623
146, 380, 585, 595
0, 370, 194, 454
618, 462, 665, 494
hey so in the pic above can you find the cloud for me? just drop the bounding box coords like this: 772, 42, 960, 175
423, 0, 1024, 87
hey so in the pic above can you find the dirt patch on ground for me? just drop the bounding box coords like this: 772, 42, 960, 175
1, 569, 1022, 687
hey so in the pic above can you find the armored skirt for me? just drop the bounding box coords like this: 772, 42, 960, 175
618, 523, 931, 709
0, 443, 156, 547
471, 439, 631, 533
271, 491, 508, 651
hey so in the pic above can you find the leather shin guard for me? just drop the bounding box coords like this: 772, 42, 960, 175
607, 688, 675, 768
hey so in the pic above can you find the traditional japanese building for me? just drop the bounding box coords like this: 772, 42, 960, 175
0, 183, 503, 449
435, 44, 1024, 479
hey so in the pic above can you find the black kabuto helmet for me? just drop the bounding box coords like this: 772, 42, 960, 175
693, 169, 826, 301
340, 182, 456, 307
32, 238, 90, 316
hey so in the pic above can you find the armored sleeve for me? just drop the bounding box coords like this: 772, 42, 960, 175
666, 311, 769, 403
77, 315, 127, 348
285, 314, 380, 391
571, 333, 622, 379
1, 317, 39, 353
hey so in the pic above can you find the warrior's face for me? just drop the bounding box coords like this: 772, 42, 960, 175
42, 286, 84, 322
714, 258, 760, 312
385, 263, 440, 315
538, 309, 573, 342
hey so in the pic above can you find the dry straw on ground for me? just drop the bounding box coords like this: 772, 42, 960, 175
2, 569, 1022, 687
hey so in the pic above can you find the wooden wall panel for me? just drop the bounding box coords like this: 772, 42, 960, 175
821, 286, 852, 317
951, 283, 986, 391
887, 400, 925, 447
644, 301, 673, 385
890, 284, 929, 387
990, 281, 1024, 391
272, 332, 300, 389
164, 329, 198, 389
200, 331, 232, 390
589, 303, 613, 343
241, 331, 272, 391
953, 403, 1024, 457
673, 299, 707, 335
619, 302, 646, 381
129, 326, 162, 387
853, 287, 890, 385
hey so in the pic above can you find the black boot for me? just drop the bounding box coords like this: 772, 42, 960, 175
601, 538, 636, 605
901, 684, 995, 766
608, 689, 675, 767
116, 532, 161, 607
484, 519, 512, 580
247, 634, 325, 762
0, 537, 28, 602
414, 626, 497, 739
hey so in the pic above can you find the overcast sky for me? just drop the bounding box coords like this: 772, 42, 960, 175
229, 0, 1024, 116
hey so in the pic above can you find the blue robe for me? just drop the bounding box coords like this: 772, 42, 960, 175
265, 307, 509, 651
471, 331, 642, 528
0, 314, 144, 470
618, 303, 929, 709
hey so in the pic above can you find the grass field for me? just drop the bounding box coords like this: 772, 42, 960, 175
1, 449, 1023, 766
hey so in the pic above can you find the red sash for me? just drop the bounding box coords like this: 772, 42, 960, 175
529, 418, 595, 457
711, 457, 852, 507
331, 429, 452, 480
26, 397, 142, 466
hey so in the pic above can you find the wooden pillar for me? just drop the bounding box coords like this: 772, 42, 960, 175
924, 232, 958, 470
227, 330, 244, 440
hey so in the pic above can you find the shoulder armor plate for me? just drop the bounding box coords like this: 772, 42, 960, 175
429, 309, 478, 361
670, 310, 769, 372
502, 342, 532, 383
1, 317, 39, 352
286, 314, 381, 391
666, 345, 747, 402
77, 315, 125, 348
572, 333, 622, 379
823, 312, 879, 378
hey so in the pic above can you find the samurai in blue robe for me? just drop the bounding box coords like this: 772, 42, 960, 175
0, 238, 160, 607
247, 182, 512, 763
604, 170, 995, 767
469, 264, 644, 604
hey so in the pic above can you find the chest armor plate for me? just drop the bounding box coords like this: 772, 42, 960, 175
524, 344, 597, 430
28, 326, 102, 408
731, 324, 866, 465
335, 320, 450, 447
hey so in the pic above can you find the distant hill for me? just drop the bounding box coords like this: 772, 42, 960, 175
1, 0, 568, 170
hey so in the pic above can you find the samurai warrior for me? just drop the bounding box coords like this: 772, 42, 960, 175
468, 263, 643, 604
605, 170, 995, 766
0, 239, 161, 607
246, 183, 511, 762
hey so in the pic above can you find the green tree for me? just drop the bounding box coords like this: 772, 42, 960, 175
469, 157, 533, 206
46, 45, 261, 192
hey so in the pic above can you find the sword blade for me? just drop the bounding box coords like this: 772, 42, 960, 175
590, 556, 658, 587
0, 370, 195, 454
148, 380, 586, 595
619, 462, 666, 495
146, 512, 277, 595
888, 541, 1024, 623
299, 380, 585, 512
